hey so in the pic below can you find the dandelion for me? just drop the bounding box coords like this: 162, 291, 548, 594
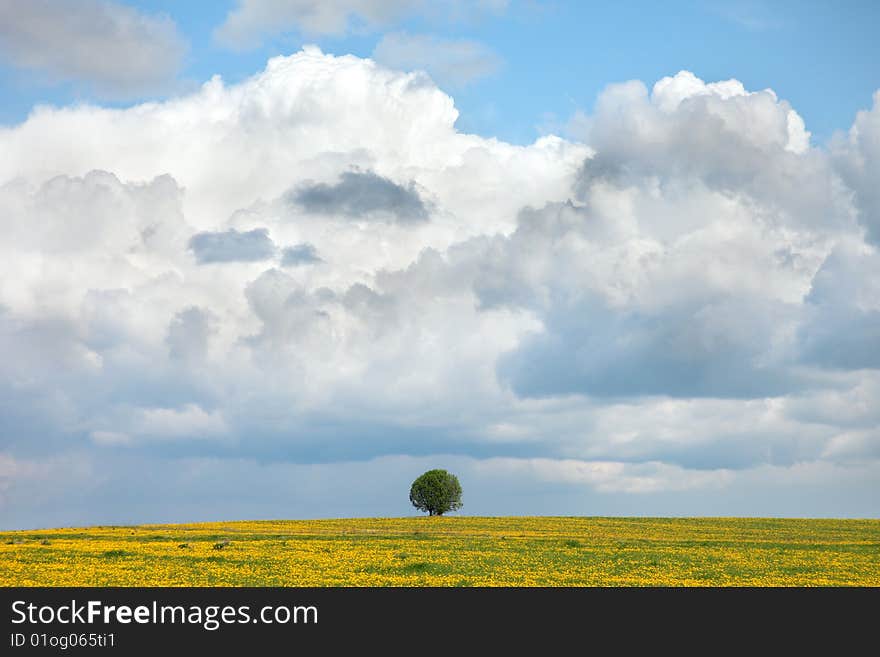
0, 518, 876, 587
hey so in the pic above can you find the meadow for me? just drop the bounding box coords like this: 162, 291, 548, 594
2, 517, 878, 586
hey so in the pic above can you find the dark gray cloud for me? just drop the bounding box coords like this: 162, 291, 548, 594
574, 152, 629, 192
188, 228, 276, 263
281, 243, 322, 267
290, 171, 429, 222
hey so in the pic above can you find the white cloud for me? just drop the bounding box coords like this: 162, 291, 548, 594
215, 0, 508, 48
474, 457, 734, 494
821, 429, 880, 461
90, 405, 227, 446
134, 404, 229, 440
90, 431, 132, 446
216, 0, 418, 46
0, 0, 187, 98
0, 55, 878, 525
373, 32, 501, 88
651, 70, 810, 154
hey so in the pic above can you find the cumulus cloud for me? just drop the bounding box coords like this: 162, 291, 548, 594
290, 170, 429, 222
1, 54, 878, 526
0, 0, 187, 98
215, 0, 508, 48
189, 228, 277, 263
832, 91, 880, 245
464, 71, 870, 403
373, 32, 501, 88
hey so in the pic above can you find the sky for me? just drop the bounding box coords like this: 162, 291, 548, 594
0, 0, 878, 529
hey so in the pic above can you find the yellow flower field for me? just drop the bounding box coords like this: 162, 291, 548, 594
2, 517, 878, 586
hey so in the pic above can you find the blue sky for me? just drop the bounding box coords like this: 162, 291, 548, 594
1, 1, 879, 528
2, 1, 878, 145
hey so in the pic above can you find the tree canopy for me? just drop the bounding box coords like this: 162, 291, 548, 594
409, 469, 463, 516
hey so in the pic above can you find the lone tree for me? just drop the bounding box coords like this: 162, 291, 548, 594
409, 469, 463, 516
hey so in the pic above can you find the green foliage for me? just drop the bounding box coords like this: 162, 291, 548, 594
101, 549, 131, 558
409, 469, 463, 516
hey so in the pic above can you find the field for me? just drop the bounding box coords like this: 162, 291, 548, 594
2, 517, 878, 586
